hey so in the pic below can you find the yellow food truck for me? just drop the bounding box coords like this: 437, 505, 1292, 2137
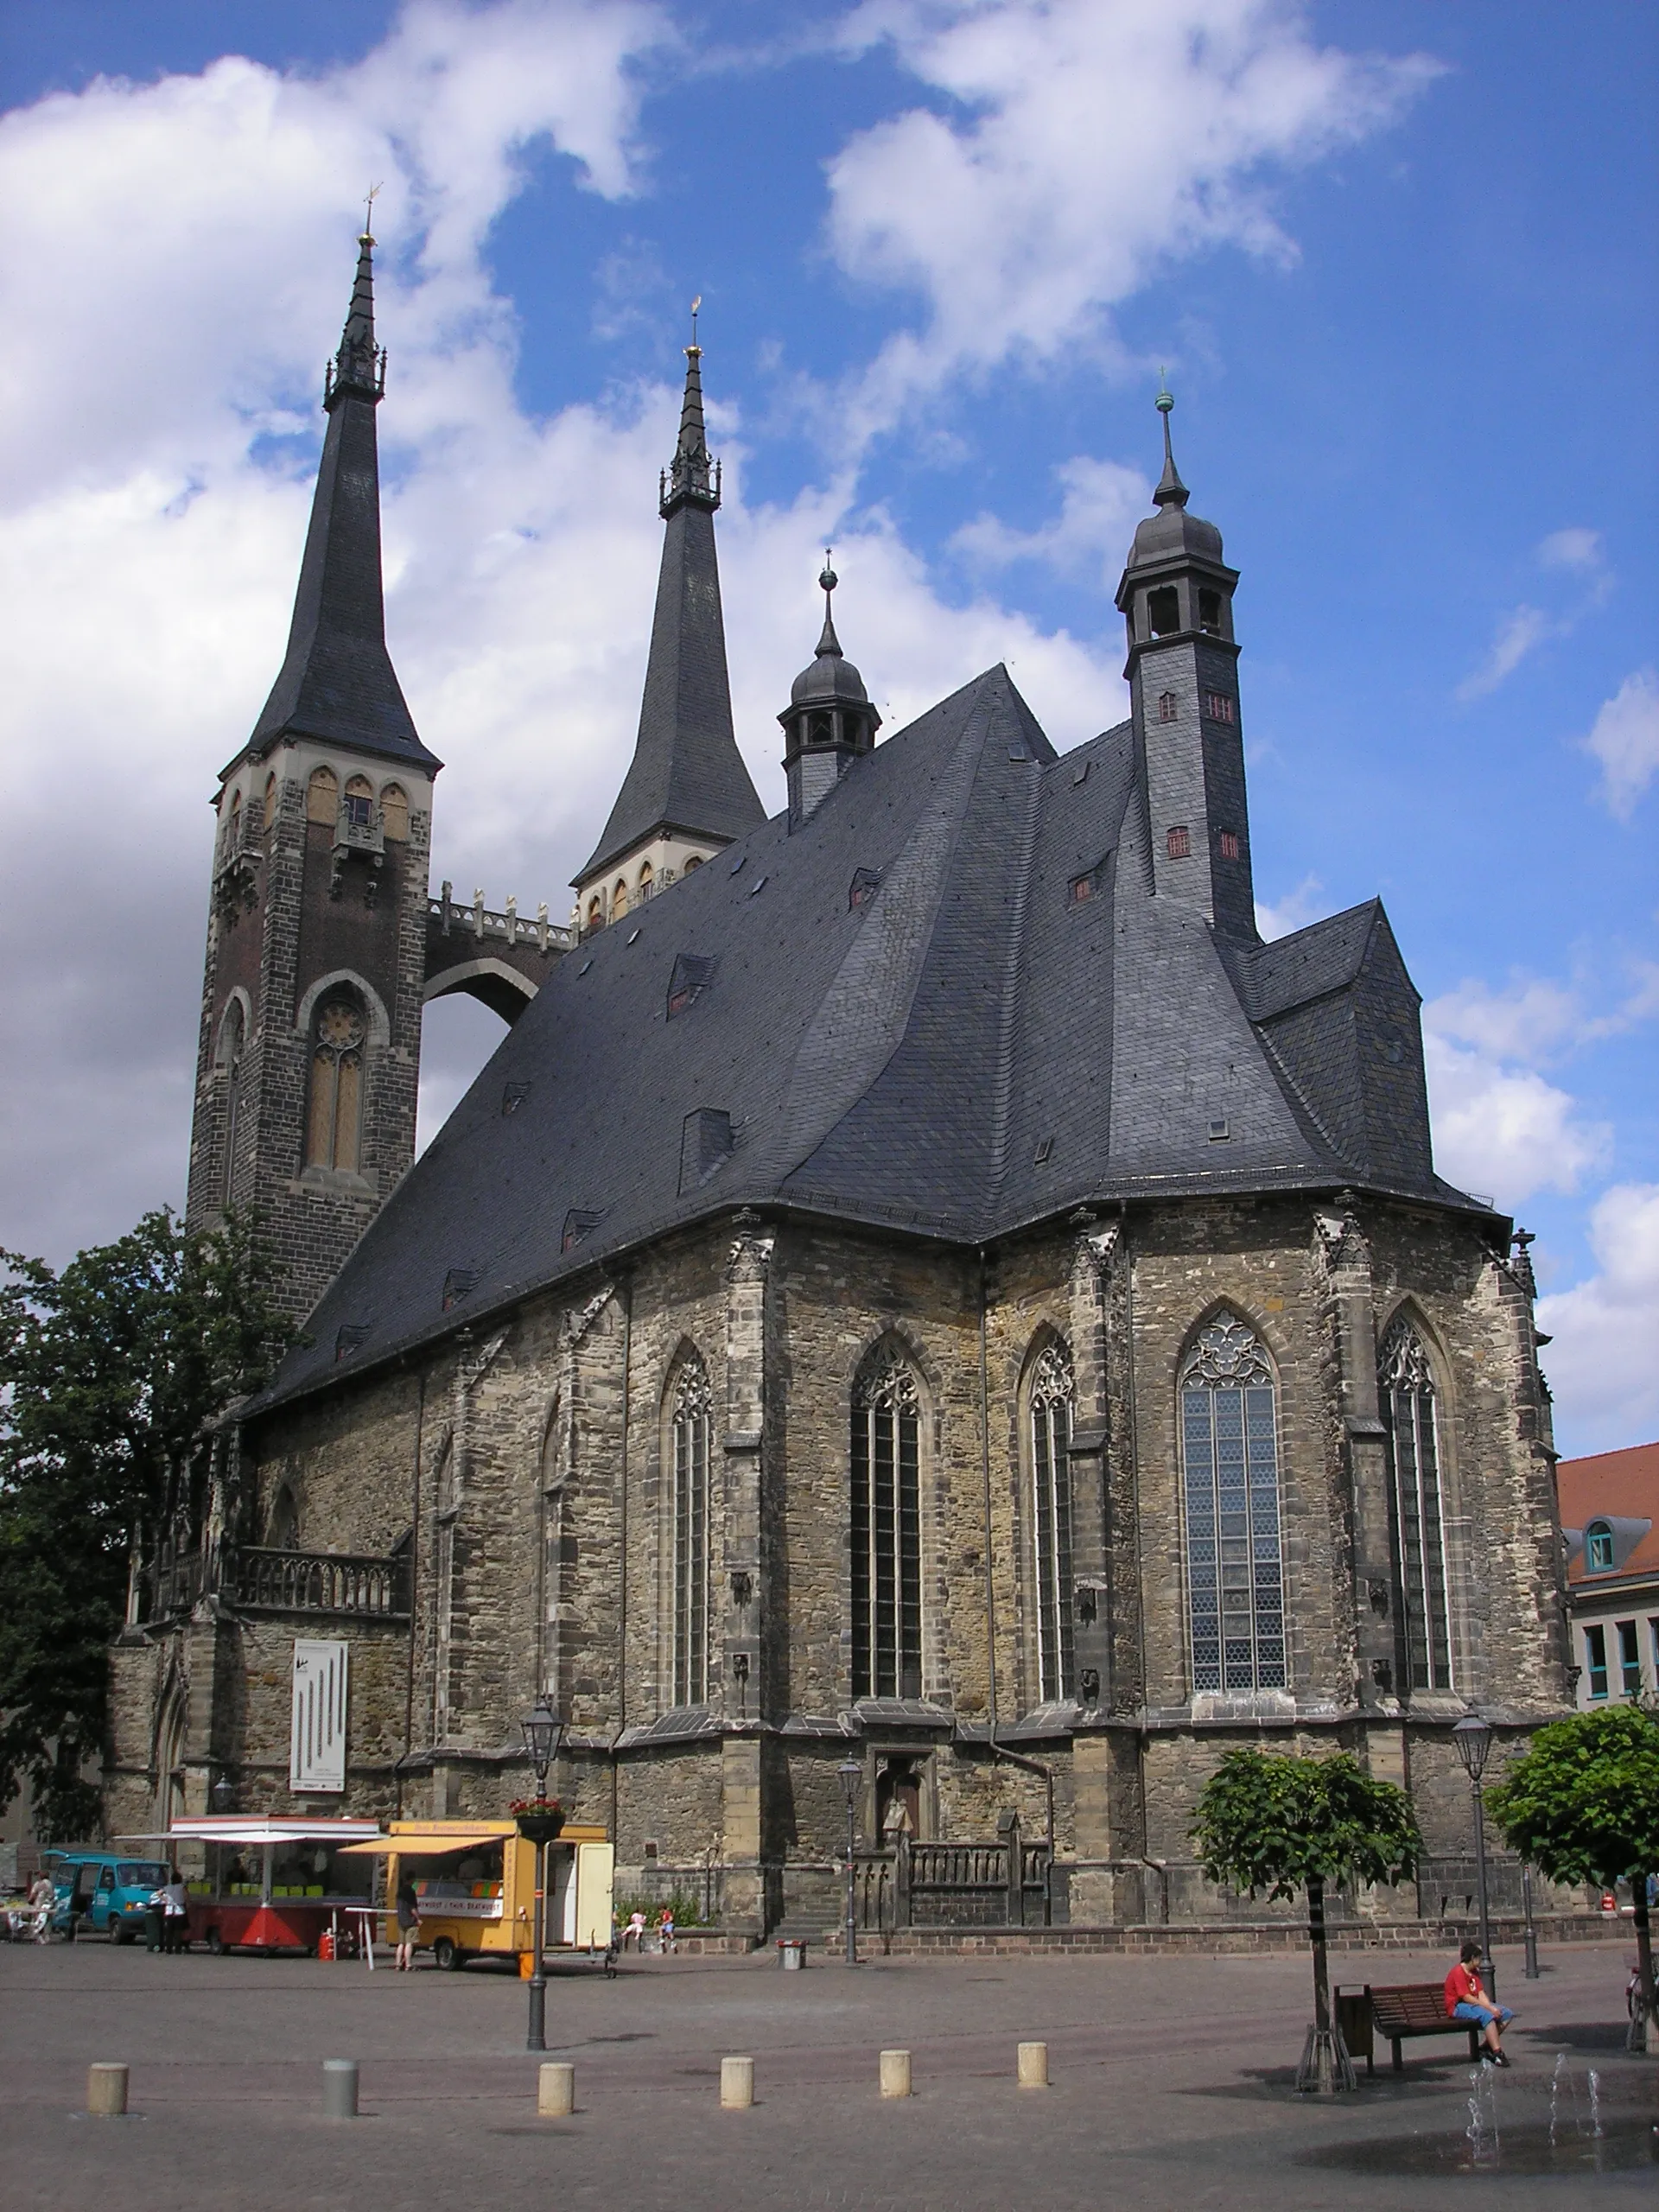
345, 1819, 613, 1971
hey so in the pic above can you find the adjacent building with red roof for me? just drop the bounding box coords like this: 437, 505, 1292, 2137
1558, 1440, 1659, 1709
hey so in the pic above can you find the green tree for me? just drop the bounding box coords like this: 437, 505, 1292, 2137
1192, 1747, 1421, 2091
1487, 1704, 1659, 2052
0, 1207, 296, 1840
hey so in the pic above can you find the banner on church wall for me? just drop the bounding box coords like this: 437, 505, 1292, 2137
289, 1638, 349, 1793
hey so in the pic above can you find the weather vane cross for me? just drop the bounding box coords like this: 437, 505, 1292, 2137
363, 182, 382, 238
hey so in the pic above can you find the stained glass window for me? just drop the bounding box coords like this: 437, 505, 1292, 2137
1179, 1314, 1287, 1694
1030, 1343, 1075, 1703
671, 1357, 712, 1707
852, 1342, 922, 1700
1379, 1318, 1452, 1693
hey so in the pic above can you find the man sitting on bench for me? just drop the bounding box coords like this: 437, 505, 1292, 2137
1445, 1939, 1514, 2066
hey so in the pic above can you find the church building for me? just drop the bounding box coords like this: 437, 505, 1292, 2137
107, 235, 1570, 1935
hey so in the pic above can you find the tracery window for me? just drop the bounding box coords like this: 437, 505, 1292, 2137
1179, 1313, 1287, 1694
671, 1357, 712, 1707
851, 1341, 922, 1700
305, 990, 365, 1172
1029, 1341, 1076, 1703
1378, 1318, 1452, 1692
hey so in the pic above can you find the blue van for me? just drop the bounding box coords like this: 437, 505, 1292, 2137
46, 1852, 171, 1942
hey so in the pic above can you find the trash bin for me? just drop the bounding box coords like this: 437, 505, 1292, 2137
144, 1905, 164, 1954
777, 1939, 805, 1971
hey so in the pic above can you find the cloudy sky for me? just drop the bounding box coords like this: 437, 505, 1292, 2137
1, 1, 1654, 1455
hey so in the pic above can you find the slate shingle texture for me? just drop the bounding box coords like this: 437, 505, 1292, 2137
264, 662, 1472, 1408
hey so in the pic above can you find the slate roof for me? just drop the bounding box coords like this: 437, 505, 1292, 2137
577, 348, 764, 880
238, 235, 441, 778
262, 661, 1487, 1410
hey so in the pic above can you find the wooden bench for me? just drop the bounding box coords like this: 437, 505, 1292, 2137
1337, 1982, 1482, 2075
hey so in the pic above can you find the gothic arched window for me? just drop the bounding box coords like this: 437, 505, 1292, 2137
218, 999, 245, 1205
612, 878, 630, 920
262, 772, 277, 830
307, 766, 338, 824
1179, 1313, 1287, 1694
305, 989, 365, 1172
1029, 1341, 1076, 1703
638, 860, 653, 903
1378, 1317, 1452, 1693
380, 783, 409, 840
671, 1357, 712, 1707
851, 1341, 922, 1700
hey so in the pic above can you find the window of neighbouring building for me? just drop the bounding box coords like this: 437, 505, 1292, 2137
1618, 1619, 1641, 1697
1585, 1623, 1609, 1700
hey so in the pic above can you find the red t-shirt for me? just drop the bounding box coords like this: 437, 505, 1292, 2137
1445, 1961, 1481, 2016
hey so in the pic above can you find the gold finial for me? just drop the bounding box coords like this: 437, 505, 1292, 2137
686, 293, 702, 359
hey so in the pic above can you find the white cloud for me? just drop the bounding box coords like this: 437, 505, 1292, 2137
1254, 873, 1324, 940
1422, 1032, 1609, 1205
951, 454, 1148, 582
828, 0, 1434, 427
0, 3, 1124, 1264
1427, 962, 1659, 1065
1537, 1184, 1659, 1456
1455, 604, 1554, 702
1583, 667, 1659, 819
1537, 525, 1602, 572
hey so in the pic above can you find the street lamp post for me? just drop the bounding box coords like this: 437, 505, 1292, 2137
520, 1701, 565, 2054
837, 1758, 862, 1967
1453, 1713, 1496, 1999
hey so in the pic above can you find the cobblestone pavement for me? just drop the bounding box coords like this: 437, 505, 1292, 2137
3, 1938, 1652, 2209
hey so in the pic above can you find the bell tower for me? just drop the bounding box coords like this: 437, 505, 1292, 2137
185, 226, 442, 1321
1115, 385, 1255, 940
779, 552, 880, 828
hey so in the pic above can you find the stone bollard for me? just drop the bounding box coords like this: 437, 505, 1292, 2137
537, 2062, 575, 2117
1017, 2041, 1049, 2088
321, 2058, 359, 2119
720, 2055, 754, 2109
86, 2063, 129, 2118
880, 2049, 912, 2100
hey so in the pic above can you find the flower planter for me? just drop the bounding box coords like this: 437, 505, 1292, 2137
514, 1807, 566, 1847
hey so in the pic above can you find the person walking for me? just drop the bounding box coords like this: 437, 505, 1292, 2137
394, 1875, 420, 1972
161, 1868, 189, 1954
1445, 1938, 1515, 2064
26, 1871, 56, 1944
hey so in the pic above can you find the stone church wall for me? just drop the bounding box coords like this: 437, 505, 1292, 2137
123, 1183, 1567, 1933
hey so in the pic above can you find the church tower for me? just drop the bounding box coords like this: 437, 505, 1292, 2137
185, 227, 442, 1322
573, 329, 764, 929
1116, 386, 1255, 939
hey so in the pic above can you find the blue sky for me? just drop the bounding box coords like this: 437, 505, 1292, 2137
0, 2, 1654, 1452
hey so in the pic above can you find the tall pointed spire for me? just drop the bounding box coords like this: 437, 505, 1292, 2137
1153, 374, 1189, 510
245, 228, 437, 770
577, 318, 761, 889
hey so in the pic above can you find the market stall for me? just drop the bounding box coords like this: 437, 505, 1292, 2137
117, 1817, 385, 1955
340, 1819, 613, 1970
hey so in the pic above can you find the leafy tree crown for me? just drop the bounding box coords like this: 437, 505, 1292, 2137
1486, 1705, 1659, 1889
1191, 1748, 1421, 1902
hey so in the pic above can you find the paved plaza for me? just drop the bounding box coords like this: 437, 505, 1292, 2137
3, 1936, 1653, 2209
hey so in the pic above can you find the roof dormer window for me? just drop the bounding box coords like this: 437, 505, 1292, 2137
1586, 1520, 1616, 1572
